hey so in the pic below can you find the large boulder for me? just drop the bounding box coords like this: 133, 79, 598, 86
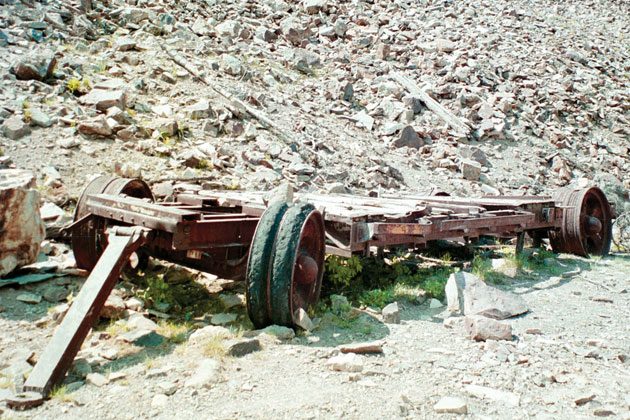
445, 272, 528, 320
0, 170, 45, 277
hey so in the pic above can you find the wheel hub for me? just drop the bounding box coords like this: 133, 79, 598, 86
295, 254, 319, 285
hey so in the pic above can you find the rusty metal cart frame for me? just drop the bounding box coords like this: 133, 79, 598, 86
7, 176, 614, 409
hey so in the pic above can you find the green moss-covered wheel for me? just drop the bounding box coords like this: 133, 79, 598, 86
269, 203, 325, 327
245, 201, 289, 328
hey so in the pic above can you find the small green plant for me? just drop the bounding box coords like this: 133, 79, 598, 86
358, 288, 394, 308
156, 321, 190, 344
50, 385, 75, 403
197, 159, 213, 170
472, 254, 493, 280
66, 78, 81, 93
142, 274, 170, 306
105, 320, 130, 337
66, 77, 91, 95
202, 335, 227, 358
143, 355, 159, 370
22, 109, 32, 124
325, 255, 363, 290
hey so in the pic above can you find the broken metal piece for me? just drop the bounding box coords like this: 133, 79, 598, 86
6, 391, 45, 410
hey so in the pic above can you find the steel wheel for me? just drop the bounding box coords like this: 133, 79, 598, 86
550, 186, 613, 257
71, 176, 154, 270
269, 203, 325, 327
245, 201, 289, 328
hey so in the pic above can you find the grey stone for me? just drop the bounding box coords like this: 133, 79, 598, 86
126, 314, 157, 331
255, 26, 277, 42
226, 338, 261, 357
119, 8, 149, 24
188, 325, 232, 345
219, 294, 242, 310
16, 292, 42, 304
79, 89, 126, 111
215, 20, 241, 39
393, 126, 423, 149
157, 381, 178, 396
304, 0, 327, 14
2, 117, 31, 140
429, 298, 443, 309
259, 325, 295, 340
151, 394, 168, 408
382, 302, 401, 324
77, 116, 113, 137
115, 37, 136, 51
187, 100, 212, 119
210, 313, 238, 325
42, 285, 67, 303
436, 38, 456, 52
28, 108, 53, 128
280, 18, 307, 45
461, 159, 482, 181
11, 53, 57, 81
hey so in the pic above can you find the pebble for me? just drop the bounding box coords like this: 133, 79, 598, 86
86, 372, 108, 387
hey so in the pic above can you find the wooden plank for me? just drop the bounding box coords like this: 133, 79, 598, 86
390, 72, 471, 137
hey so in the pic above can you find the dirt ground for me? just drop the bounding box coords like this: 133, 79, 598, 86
1, 253, 628, 419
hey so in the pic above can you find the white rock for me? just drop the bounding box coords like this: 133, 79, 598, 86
429, 298, 443, 309
434, 396, 468, 414
294, 308, 314, 331
465, 384, 520, 407
151, 393, 168, 408
382, 302, 400, 324
185, 359, 220, 388
126, 314, 157, 331
326, 353, 364, 372
0, 170, 45, 277
445, 272, 528, 319
189, 325, 232, 345
86, 372, 108, 387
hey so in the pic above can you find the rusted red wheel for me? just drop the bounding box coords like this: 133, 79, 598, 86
269, 203, 325, 327
71, 176, 153, 270
550, 186, 613, 257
